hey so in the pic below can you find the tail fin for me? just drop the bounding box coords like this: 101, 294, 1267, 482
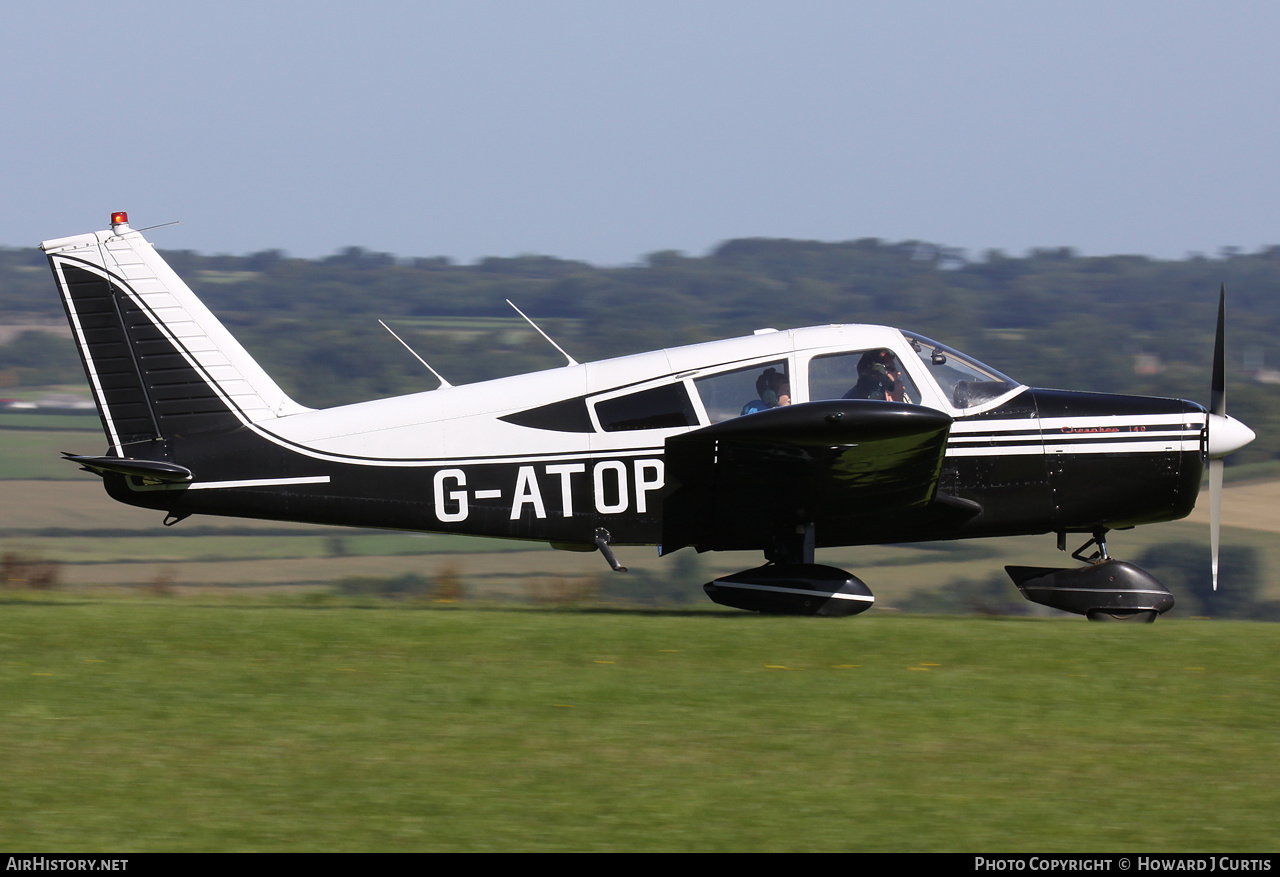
41, 215, 309, 455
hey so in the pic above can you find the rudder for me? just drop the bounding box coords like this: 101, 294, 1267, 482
41, 214, 309, 455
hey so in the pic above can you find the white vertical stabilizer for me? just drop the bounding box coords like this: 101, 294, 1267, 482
41, 219, 311, 426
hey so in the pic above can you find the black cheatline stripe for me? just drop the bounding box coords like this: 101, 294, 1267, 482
950, 427, 1043, 437
951, 427, 1199, 443
1047, 433, 1199, 446
948, 435, 1043, 444
956, 422, 1198, 437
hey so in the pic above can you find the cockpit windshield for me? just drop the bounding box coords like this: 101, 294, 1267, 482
903, 331, 1019, 410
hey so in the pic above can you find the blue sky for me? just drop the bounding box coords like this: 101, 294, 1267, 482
7, 1, 1280, 264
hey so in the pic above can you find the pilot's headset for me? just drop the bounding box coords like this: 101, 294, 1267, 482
858, 350, 894, 379
757, 367, 782, 408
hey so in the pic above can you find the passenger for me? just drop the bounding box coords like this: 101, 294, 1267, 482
741, 368, 791, 415
845, 350, 908, 402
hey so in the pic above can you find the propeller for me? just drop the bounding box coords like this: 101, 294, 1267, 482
1205, 284, 1257, 590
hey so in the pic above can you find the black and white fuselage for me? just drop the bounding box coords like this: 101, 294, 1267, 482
41, 220, 1218, 567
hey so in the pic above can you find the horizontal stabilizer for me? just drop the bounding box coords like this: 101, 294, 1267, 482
62, 453, 193, 483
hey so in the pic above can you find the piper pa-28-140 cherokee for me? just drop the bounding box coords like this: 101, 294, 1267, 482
41, 214, 1257, 621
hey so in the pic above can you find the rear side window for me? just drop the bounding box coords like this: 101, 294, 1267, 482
594, 384, 698, 432
694, 361, 789, 423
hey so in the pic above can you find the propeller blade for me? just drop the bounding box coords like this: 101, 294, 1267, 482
1209, 284, 1226, 592
1205, 284, 1253, 592
1211, 283, 1226, 417
1210, 456, 1222, 591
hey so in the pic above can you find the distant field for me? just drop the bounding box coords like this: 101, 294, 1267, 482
0, 426, 102, 479
0, 412, 97, 431
1, 600, 1277, 852
1184, 479, 1280, 533
0, 322, 70, 344
386, 314, 584, 331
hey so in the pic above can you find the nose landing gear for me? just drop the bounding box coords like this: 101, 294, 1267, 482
1007, 530, 1174, 622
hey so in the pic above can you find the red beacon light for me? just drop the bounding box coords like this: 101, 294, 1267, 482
110, 212, 129, 227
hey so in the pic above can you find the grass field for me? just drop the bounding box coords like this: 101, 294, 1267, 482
2, 598, 1277, 852
3, 401, 1280, 851
0, 428, 102, 479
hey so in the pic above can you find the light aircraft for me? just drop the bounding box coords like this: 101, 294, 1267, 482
41, 214, 1257, 621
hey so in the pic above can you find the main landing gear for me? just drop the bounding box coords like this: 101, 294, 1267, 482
701, 524, 875, 617
1005, 529, 1174, 623
697, 525, 1177, 621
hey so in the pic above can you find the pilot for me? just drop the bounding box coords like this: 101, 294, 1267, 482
845, 350, 908, 403
741, 368, 791, 415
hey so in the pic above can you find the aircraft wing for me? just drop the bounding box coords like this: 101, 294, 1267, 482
661, 400, 955, 553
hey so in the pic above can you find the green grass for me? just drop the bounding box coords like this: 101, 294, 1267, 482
0, 412, 99, 431
1, 598, 1278, 851
0, 428, 102, 479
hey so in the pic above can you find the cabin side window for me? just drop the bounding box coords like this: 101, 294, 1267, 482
693, 361, 790, 423
810, 349, 920, 405
594, 383, 699, 432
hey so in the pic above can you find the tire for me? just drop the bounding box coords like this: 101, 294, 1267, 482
1086, 609, 1158, 623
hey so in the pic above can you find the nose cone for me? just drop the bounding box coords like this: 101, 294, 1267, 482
1207, 413, 1256, 458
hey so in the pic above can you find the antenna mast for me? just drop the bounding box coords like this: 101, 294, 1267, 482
378, 320, 453, 389
506, 300, 579, 367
